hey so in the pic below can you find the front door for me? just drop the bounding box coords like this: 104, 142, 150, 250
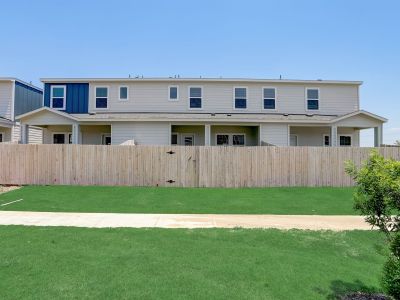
182, 134, 194, 146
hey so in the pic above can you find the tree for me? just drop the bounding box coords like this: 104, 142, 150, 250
396, 140, 400, 146
346, 151, 400, 298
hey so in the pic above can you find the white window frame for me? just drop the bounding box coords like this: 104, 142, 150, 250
118, 86, 129, 101
95, 86, 109, 109
323, 134, 330, 147
233, 87, 248, 110
50, 85, 66, 110
0, 132, 4, 143
262, 87, 277, 110
171, 132, 179, 145
52, 132, 72, 144
215, 133, 246, 146
181, 133, 195, 146
168, 85, 179, 101
188, 86, 203, 110
305, 87, 320, 111
289, 134, 299, 146
101, 133, 112, 145
339, 135, 352, 147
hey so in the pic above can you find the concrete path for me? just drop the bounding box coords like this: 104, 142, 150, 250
0, 211, 372, 231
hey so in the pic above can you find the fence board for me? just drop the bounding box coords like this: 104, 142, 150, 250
0, 144, 399, 187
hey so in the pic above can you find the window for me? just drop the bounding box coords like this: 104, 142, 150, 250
119, 86, 128, 101
171, 133, 178, 145
306, 88, 319, 110
189, 87, 202, 109
182, 134, 194, 146
51, 85, 66, 110
169, 86, 179, 101
263, 88, 276, 109
232, 134, 245, 146
0, 133, 3, 143
216, 134, 230, 146
339, 135, 352, 146
53, 133, 72, 144
68, 134, 72, 144
323, 135, 330, 146
95, 87, 108, 108
290, 134, 298, 146
102, 134, 111, 145
216, 134, 246, 146
234, 87, 247, 109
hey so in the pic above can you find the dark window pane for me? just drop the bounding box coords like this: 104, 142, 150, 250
169, 87, 178, 99
307, 100, 319, 110
52, 98, 64, 108
68, 134, 72, 144
307, 89, 319, 99
0, 133, 3, 142
340, 136, 351, 146
96, 98, 108, 108
190, 98, 202, 108
96, 87, 108, 97
53, 134, 65, 144
171, 134, 178, 145
324, 135, 330, 146
235, 98, 247, 109
217, 135, 229, 145
235, 88, 246, 98
120, 87, 128, 99
264, 99, 275, 109
52, 87, 64, 97
184, 136, 193, 146
232, 135, 245, 146
263, 88, 275, 99
190, 87, 201, 98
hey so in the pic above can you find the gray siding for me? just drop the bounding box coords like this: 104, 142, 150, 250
260, 124, 289, 146
111, 122, 170, 145
14, 82, 43, 118
0, 81, 13, 120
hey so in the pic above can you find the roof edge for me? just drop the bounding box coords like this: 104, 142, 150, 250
332, 110, 388, 123
16, 107, 79, 121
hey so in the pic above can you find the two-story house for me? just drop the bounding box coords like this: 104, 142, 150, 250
16, 77, 387, 147
0, 78, 43, 143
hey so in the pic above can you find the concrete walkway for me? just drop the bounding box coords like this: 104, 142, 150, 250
0, 211, 372, 231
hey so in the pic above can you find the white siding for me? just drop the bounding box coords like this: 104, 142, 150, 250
260, 124, 289, 146
11, 124, 20, 142
88, 81, 360, 116
111, 122, 170, 145
28, 126, 43, 144
0, 81, 14, 120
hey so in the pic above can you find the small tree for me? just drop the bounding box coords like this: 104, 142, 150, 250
396, 140, 400, 146
346, 151, 400, 298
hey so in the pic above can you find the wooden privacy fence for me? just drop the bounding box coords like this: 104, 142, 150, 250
0, 144, 399, 187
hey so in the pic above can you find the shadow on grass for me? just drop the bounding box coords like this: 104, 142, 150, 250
314, 279, 381, 299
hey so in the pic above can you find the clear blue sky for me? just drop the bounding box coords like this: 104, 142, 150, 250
1, 0, 399, 145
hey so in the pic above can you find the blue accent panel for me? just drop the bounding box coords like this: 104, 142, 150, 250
14, 81, 43, 117
44, 83, 89, 114
15, 81, 43, 94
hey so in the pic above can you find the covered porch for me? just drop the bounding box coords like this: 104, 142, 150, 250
0, 117, 14, 143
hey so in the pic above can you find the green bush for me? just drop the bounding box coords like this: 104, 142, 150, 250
382, 255, 400, 299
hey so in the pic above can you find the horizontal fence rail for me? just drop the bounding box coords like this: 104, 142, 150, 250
0, 144, 399, 187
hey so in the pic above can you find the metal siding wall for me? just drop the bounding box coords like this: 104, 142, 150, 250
14, 81, 43, 117
44, 83, 88, 114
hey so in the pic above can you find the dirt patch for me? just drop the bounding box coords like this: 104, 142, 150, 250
0, 185, 21, 194
341, 292, 389, 300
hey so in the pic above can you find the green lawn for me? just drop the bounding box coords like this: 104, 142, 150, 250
0, 226, 386, 299
0, 186, 357, 215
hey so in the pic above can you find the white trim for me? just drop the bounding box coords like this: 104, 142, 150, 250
305, 87, 320, 112
262, 86, 277, 111
168, 85, 179, 101
52, 132, 72, 144
118, 86, 129, 101
94, 86, 109, 110
10, 80, 15, 121
322, 134, 330, 147
181, 133, 195, 146
332, 110, 388, 123
188, 86, 203, 110
289, 134, 299, 146
338, 134, 352, 147
233, 86, 248, 110
16, 107, 79, 122
215, 133, 246, 146
50, 85, 66, 110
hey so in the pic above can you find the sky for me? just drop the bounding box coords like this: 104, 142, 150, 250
0, 0, 399, 146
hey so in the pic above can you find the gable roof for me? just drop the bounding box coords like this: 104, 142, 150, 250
331, 110, 387, 123
0, 116, 14, 127
16, 107, 79, 122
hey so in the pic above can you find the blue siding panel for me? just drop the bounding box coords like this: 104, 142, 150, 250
44, 83, 89, 114
14, 81, 43, 117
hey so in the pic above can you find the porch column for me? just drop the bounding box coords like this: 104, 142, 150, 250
205, 124, 211, 146
72, 124, 80, 144
21, 124, 29, 144
374, 124, 383, 147
330, 125, 338, 147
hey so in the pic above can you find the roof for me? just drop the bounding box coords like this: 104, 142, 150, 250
0, 77, 43, 92
40, 77, 363, 85
0, 116, 14, 127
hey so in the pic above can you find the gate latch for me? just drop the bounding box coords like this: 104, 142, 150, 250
166, 179, 176, 183
167, 150, 175, 154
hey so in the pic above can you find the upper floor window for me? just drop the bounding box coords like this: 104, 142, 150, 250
119, 86, 128, 101
95, 87, 108, 109
50, 85, 66, 110
263, 88, 276, 109
189, 87, 202, 109
169, 86, 179, 101
306, 88, 319, 110
234, 87, 247, 109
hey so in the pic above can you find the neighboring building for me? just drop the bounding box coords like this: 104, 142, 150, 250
0, 78, 43, 143
16, 78, 386, 146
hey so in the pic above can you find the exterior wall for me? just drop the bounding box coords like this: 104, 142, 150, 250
87, 81, 359, 116
338, 127, 360, 147
289, 126, 360, 146
44, 83, 89, 114
42, 125, 72, 144
14, 81, 43, 118
260, 124, 289, 146
210, 125, 259, 146
111, 122, 170, 145
81, 125, 111, 145
28, 126, 43, 144
0, 127, 12, 142
0, 81, 13, 120
171, 125, 205, 146
22, 110, 76, 126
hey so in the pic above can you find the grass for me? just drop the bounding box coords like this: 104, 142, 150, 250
0, 226, 386, 299
0, 185, 357, 215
